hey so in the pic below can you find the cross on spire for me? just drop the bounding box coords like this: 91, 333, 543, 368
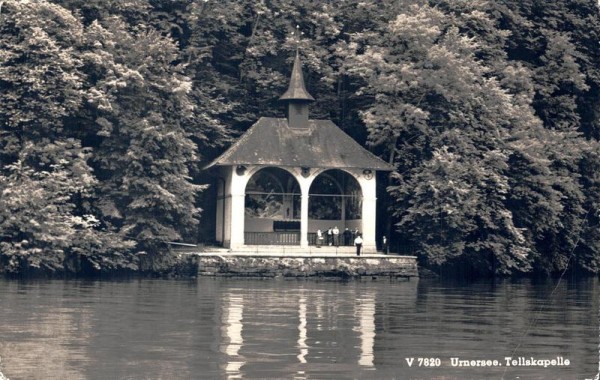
290, 24, 302, 52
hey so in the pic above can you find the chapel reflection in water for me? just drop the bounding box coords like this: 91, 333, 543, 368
219, 283, 379, 376
357, 293, 376, 367
221, 292, 245, 379
297, 295, 308, 364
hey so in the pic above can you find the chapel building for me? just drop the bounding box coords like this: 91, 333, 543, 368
206, 52, 393, 253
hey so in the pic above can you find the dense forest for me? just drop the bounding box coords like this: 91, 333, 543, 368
0, 0, 598, 278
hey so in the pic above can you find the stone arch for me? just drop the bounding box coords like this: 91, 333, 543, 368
244, 167, 302, 245
308, 169, 362, 245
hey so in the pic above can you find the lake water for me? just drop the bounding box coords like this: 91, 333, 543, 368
0, 277, 598, 379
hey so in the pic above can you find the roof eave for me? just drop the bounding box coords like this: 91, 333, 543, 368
205, 161, 395, 172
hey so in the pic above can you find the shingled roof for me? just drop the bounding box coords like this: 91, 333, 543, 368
206, 117, 394, 171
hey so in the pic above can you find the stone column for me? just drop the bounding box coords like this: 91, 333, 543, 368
300, 193, 309, 248
229, 166, 251, 249
297, 170, 313, 249
358, 171, 377, 253
229, 193, 245, 249
361, 196, 377, 252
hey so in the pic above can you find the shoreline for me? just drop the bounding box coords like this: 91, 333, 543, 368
2, 250, 598, 280
0, 250, 419, 280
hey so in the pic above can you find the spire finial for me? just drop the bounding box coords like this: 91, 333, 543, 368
291, 24, 302, 53
279, 30, 314, 102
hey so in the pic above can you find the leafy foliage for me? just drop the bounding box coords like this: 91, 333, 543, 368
80, 17, 207, 252
345, 1, 600, 276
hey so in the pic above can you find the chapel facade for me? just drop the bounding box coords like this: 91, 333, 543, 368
206, 52, 393, 253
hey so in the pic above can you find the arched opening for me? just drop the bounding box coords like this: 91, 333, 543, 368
244, 167, 301, 245
308, 170, 362, 246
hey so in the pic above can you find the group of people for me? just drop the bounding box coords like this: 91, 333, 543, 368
315, 227, 359, 248
315, 228, 390, 256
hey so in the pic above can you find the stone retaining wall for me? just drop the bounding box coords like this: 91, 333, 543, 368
193, 255, 418, 278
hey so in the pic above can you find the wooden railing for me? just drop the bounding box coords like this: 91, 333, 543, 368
244, 232, 300, 245
244, 232, 331, 246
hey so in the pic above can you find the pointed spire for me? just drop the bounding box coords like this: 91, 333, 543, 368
279, 50, 315, 102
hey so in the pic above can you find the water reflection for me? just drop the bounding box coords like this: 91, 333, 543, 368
0, 282, 92, 379
221, 293, 245, 379
297, 296, 308, 364
356, 294, 376, 367
0, 278, 596, 379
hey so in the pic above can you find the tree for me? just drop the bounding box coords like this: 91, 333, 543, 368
0, 0, 85, 166
345, 2, 587, 276
79, 17, 207, 254
0, 1, 133, 274
495, 0, 600, 139
491, 0, 600, 274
